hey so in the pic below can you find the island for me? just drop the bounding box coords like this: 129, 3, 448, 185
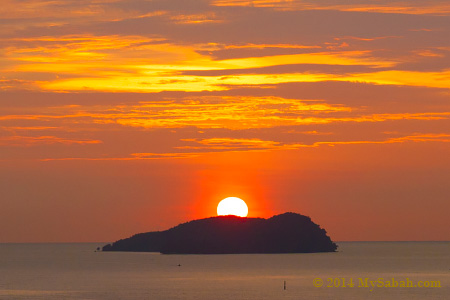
102, 212, 338, 254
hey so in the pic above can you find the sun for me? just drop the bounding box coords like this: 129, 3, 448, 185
217, 197, 248, 217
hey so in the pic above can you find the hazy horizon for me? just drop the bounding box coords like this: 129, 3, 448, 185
1, 242, 448, 299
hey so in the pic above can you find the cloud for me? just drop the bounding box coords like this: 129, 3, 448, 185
1, 0, 449, 95
3, 30, 450, 92
0, 0, 449, 162
170, 12, 223, 24
1, 94, 448, 134
0, 135, 102, 146
177, 137, 281, 150
308, 133, 450, 147
212, 0, 450, 15
36, 132, 450, 161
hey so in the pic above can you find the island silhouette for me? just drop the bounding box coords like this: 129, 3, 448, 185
102, 212, 337, 254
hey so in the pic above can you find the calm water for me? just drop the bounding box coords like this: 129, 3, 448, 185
0, 242, 448, 299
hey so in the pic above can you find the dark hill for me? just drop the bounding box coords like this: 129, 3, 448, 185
102, 212, 337, 254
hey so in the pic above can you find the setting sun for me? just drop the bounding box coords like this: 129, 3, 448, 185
217, 197, 249, 217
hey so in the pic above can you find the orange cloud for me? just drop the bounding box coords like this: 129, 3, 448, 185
338, 5, 450, 15
212, 0, 450, 15
0, 135, 102, 147
3, 28, 448, 93
111, 96, 352, 129
36, 132, 450, 162
308, 133, 450, 147
223, 43, 322, 50
178, 138, 280, 150
170, 13, 223, 24
183, 134, 450, 152
342, 70, 450, 89
1, 97, 448, 132
40, 152, 200, 161
2, 33, 403, 92
212, 0, 300, 9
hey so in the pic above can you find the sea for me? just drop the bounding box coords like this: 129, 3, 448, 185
0, 242, 448, 299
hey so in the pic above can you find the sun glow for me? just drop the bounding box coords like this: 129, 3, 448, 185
217, 197, 249, 217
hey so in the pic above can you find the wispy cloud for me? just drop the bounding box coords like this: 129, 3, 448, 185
1, 97, 448, 134
0, 135, 102, 146
36, 132, 450, 161
1, 0, 449, 161
3, 31, 449, 92
212, 0, 450, 15
170, 12, 223, 24
178, 137, 281, 150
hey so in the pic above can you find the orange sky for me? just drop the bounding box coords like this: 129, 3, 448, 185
1, 0, 449, 242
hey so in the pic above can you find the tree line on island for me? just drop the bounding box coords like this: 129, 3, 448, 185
102, 212, 338, 254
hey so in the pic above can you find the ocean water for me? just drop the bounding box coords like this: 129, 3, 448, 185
0, 242, 448, 299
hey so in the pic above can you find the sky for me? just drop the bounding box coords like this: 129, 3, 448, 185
1, 0, 449, 242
